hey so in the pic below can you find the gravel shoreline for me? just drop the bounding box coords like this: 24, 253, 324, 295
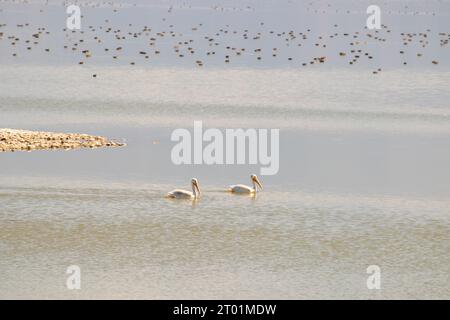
0, 129, 125, 152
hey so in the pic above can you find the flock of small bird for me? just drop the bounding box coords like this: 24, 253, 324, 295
1, 0, 449, 78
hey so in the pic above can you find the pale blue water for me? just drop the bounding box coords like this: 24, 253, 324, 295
0, 0, 449, 299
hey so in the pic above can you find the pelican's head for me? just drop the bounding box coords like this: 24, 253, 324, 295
251, 174, 263, 190
191, 178, 201, 196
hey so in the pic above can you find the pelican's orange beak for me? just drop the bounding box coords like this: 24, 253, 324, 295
194, 180, 201, 196
253, 176, 263, 190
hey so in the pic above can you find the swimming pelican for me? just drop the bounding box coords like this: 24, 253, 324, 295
229, 174, 263, 194
167, 178, 201, 199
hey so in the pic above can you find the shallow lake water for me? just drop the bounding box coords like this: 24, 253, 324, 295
0, 0, 449, 299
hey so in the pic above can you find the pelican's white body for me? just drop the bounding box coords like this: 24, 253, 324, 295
229, 184, 257, 194
167, 179, 200, 199
167, 189, 196, 199
229, 175, 263, 194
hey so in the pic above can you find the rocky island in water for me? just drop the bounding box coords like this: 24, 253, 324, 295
0, 129, 125, 152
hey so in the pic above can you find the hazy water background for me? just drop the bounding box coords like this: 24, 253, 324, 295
0, 0, 449, 299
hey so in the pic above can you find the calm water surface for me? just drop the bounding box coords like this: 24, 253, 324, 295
0, 0, 449, 299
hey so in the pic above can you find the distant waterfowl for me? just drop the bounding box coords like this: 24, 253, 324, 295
229, 174, 263, 194
167, 178, 201, 199
0, 1, 447, 74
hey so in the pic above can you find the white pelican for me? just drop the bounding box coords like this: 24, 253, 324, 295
167, 178, 201, 199
229, 174, 263, 194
